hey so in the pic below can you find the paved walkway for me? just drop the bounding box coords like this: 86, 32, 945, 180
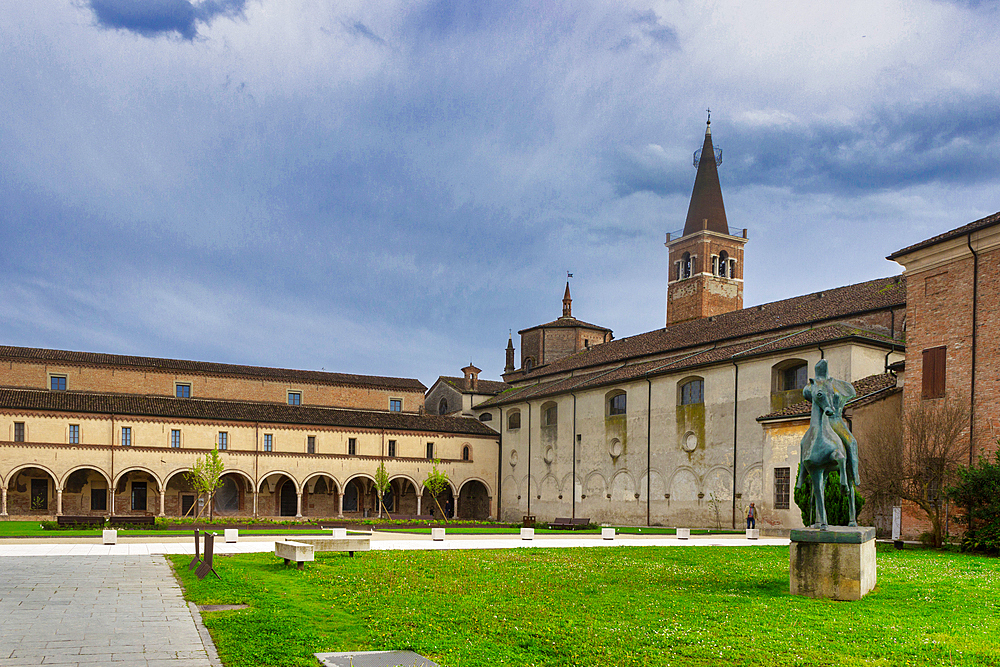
0, 531, 788, 666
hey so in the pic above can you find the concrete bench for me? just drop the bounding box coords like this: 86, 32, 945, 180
275, 540, 315, 569
287, 536, 371, 557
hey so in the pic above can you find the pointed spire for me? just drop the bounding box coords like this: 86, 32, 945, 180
562, 282, 572, 318
505, 334, 515, 374
682, 114, 729, 236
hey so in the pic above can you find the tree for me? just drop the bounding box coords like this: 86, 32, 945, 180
948, 450, 1000, 555
187, 447, 225, 520
374, 461, 392, 519
862, 399, 969, 547
794, 470, 865, 527
423, 459, 451, 524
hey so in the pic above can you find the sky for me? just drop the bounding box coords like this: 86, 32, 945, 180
3, 0, 1000, 387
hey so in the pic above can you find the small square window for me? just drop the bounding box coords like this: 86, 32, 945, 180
389, 399, 402, 412
307, 436, 316, 454
69, 424, 79, 444
264, 434, 273, 452
121, 426, 132, 447
175, 383, 191, 398
388, 440, 396, 457
50, 375, 67, 391
288, 392, 301, 406
426, 442, 434, 459
218, 432, 228, 450
171, 429, 181, 448
348, 438, 357, 456
14, 422, 25, 442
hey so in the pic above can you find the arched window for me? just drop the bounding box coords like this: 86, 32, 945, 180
524, 357, 535, 372
462, 445, 471, 461
773, 360, 809, 392
679, 378, 704, 405
479, 412, 493, 422
607, 390, 626, 416
542, 401, 558, 426
507, 410, 521, 430
718, 250, 729, 278
682, 252, 692, 279
438, 397, 448, 415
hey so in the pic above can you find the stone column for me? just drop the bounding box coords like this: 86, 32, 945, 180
337, 492, 344, 518
416, 493, 422, 516
452, 494, 459, 520
1, 487, 7, 516
253, 491, 258, 518
159, 491, 166, 516
56, 489, 63, 516
295, 491, 302, 518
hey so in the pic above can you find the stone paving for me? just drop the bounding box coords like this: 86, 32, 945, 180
0, 556, 217, 667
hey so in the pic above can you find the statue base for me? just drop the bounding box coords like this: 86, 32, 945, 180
789, 526, 876, 601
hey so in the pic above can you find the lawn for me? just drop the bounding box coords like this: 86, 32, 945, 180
168, 545, 1000, 667
0, 520, 340, 538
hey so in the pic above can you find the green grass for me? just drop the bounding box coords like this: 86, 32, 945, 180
168, 545, 1000, 667
378, 526, 738, 535
0, 521, 346, 538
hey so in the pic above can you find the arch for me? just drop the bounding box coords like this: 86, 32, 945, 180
638, 468, 666, 502
541, 401, 558, 427
678, 375, 705, 405
668, 467, 700, 501
5, 463, 59, 488
462, 444, 471, 461
478, 412, 493, 422
438, 397, 449, 415
772, 358, 809, 392
344, 472, 378, 487
112, 466, 163, 490
559, 472, 584, 503
457, 478, 491, 520
681, 252, 692, 279
507, 409, 521, 430
219, 468, 254, 488
606, 389, 627, 416
164, 467, 197, 489
610, 471, 635, 502
524, 357, 535, 372
59, 465, 111, 490
388, 473, 420, 491
740, 465, 764, 503
458, 476, 494, 497
584, 472, 607, 500
278, 478, 298, 517
539, 474, 560, 501
302, 471, 342, 494
718, 250, 729, 277
257, 470, 299, 493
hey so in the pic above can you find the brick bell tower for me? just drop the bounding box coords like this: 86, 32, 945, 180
665, 114, 748, 326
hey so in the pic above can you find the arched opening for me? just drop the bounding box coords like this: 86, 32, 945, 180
389, 477, 420, 515
279, 479, 298, 517
682, 252, 692, 279
462, 445, 471, 461
607, 390, 627, 416
439, 397, 449, 415
479, 412, 493, 422
421, 484, 454, 519
718, 250, 729, 278
61, 468, 111, 516
679, 378, 705, 405
213, 474, 245, 516
5, 467, 57, 516
114, 470, 160, 516
541, 401, 558, 427
507, 410, 521, 430
458, 480, 490, 520
165, 471, 197, 518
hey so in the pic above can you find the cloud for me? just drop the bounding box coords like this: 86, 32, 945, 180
342, 20, 386, 46
87, 0, 247, 40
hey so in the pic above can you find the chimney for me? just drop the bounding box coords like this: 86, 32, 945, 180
462, 364, 481, 392
505, 336, 515, 374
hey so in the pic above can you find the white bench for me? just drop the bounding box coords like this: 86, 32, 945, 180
275, 540, 315, 569
287, 536, 371, 557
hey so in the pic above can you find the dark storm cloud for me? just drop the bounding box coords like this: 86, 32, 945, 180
88, 0, 246, 40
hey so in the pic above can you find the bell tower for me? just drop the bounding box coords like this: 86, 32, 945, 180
665, 114, 748, 326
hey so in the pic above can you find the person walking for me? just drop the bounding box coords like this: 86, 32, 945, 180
746, 502, 757, 529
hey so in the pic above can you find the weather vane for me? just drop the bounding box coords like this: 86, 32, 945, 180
567, 271, 573, 279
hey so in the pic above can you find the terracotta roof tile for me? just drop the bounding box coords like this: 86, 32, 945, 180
0, 345, 426, 392
439, 377, 510, 395
0, 388, 495, 436
505, 276, 905, 383
888, 211, 1000, 260
756, 373, 900, 420
518, 316, 612, 334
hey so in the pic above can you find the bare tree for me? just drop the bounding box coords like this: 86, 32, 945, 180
862, 398, 969, 547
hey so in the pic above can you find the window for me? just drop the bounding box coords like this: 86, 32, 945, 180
171, 429, 181, 448
91, 488, 107, 511
14, 422, 25, 442
50, 375, 67, 391
719, 250, 730, 277
680, 379, 704, 405
175, 383, 191, 398
388, 439, 396, 457
479, 412, 493, 422
524, 358, 534, 372
542, 402, 558, 427
507, 410, 521, 430
218, 432, 228, 450
439, 398, 449, 415
121, 427, 132, 447
775, 467, 790, 510
608, 392, 627, 416
681, 252, 692, 279
307, 435, 316, 454
462, 445, 471, 461
426, 442, 434, 459
131, 481, 147, 511
264, 434, 273, 452
389, 399, 402, 412
922, 346, 947, 399
348, 438, 357, 456
781, 364, 808, 392
69, 424, 79, 444
288, 392, 301, 406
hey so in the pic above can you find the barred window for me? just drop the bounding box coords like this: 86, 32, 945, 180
775, 467, 790, 510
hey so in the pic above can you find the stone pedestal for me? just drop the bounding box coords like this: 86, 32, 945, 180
224, 529, 239, 543
789, 526, 876, 601
602, 528, 615, 540
676, 528, 690, 540
431, 528, 445, 541
103, 529, 117, 545
520, 528, 534, 540
745, 528, 759, 540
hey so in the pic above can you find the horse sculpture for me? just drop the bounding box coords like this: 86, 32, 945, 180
796, 360, 859, 529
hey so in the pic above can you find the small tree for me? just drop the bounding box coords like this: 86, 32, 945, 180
187, 447, 225, 520
374, 461, 392, 519
948, 450, 1000, 555
862, 399, 969, 547
707, 492, 723, 530
794, 470, 865, 527
423, 459, 451, 524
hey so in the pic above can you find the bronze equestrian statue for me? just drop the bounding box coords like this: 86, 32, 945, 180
796, 360, 859, 529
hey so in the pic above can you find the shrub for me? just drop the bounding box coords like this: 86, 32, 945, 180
947, 451, 1000, 555
794, 469, 865, 526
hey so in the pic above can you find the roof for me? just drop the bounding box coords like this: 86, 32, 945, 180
0, 388, 496, 437
683, 123, 729, 236
0, 345, 426, 392
757, 373, 900, 421
888, 210, 1000, 260
505, 275, 906, 384
438, 377, 510, 396
518, 316, 613, 335
480, 323, 902, 408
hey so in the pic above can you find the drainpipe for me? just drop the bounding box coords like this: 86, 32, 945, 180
254, 422, 259, 518
497, 408, 503, 522
110, 414, 115, 518
646, 377, 652, 527
570, 392, 577, 521
967, 233, 979, 465
526, 402, 532, 518
730, 362, 739, 530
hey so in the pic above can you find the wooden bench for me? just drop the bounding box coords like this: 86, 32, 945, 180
547, 517, 591, 530
275, 540, 315, 569
57, 515, 105, 527
108, 515, 156, 527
